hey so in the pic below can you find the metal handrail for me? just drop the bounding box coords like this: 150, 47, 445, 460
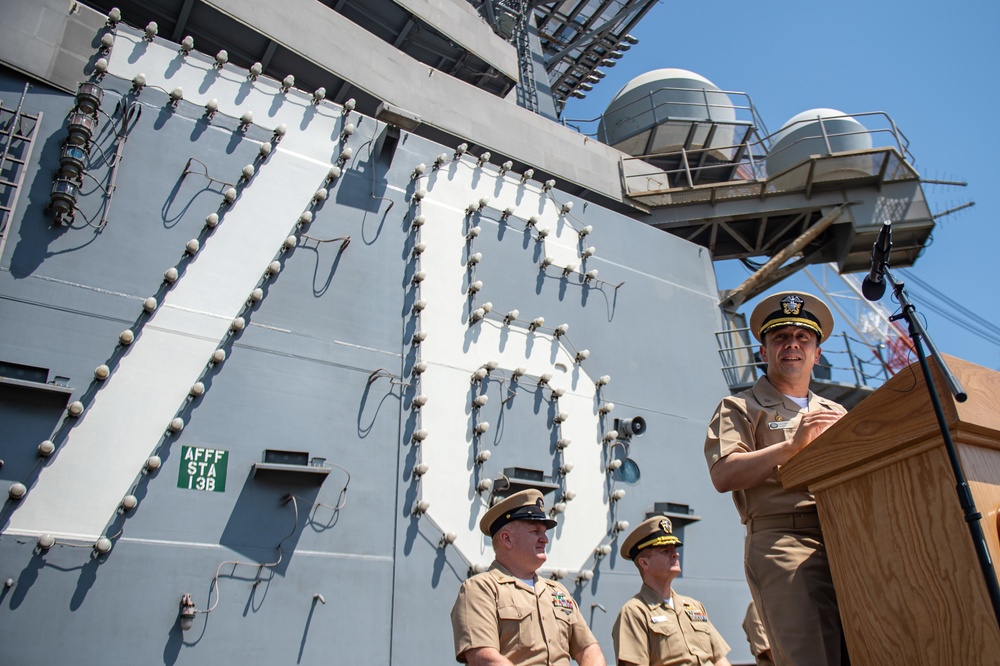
612, 109, 914, 198
715, 329, 891, 390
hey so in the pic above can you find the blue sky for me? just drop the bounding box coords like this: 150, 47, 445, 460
563, 0, 1000, 374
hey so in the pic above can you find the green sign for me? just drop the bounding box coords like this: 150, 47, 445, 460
177, 446, 228, 493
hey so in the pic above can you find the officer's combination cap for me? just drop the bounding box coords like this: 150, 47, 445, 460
620, 516, 682, 560
749, 291, 834, 344
480, 489, 558, 536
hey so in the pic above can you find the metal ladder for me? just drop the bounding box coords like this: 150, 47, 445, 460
494, 0, 539, 113
0, 82, 41, 261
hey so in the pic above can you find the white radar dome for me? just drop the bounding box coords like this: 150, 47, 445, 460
766, 108, 873, 178
598, 68, 736, 158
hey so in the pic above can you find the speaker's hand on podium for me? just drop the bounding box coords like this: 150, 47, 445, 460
791, 410, 844, 454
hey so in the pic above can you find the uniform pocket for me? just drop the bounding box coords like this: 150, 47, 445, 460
497, 604, 537, 654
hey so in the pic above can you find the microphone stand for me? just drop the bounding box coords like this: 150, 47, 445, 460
886, 268, 1000, 630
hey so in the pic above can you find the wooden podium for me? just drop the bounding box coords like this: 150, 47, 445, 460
780, 355, 1000, 665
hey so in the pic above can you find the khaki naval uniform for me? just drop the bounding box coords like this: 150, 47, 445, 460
612, 584, 730, 665
705, 376, 849, 666
451, 562, 598, 665
742, 602, 774, 666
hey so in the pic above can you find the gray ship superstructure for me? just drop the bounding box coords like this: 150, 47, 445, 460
0, 1, 937, 663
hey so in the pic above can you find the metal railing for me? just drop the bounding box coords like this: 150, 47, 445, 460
619, 110, 914, 195
715, 326, 892, 392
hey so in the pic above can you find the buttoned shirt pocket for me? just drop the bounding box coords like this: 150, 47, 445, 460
689, 618, 715, 654
497, 604, 537, 655
649, 614, 679, 634
648, 614, 686, 664
551, 604, 577, 645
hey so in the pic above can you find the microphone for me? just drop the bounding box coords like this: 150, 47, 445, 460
861, 220, 892, 301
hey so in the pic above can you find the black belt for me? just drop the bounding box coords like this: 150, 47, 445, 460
746, 512, 820, 534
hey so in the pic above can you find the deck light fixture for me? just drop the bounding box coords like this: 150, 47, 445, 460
180, 594, 197, 631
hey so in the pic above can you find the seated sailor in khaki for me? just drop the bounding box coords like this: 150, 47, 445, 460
450, 489, 606, 666
612, 516, 731, 666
